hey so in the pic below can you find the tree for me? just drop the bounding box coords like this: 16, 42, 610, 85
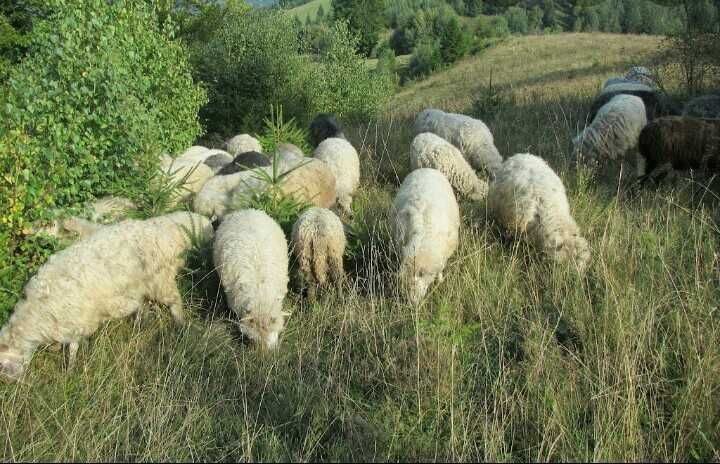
622, 0, 643, 33
465, 0, 484, 17
438, 13, 468, 63
317, 4, 326, 21
505, 6, 528, 34
332, 0, 384, 57
528, 5, 544, 32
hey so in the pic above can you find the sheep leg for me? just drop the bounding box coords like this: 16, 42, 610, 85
66, 341, 79, 369
163, 286, 187, 325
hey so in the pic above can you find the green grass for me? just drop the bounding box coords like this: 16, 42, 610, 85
287, 0, 332, 23
2, 33, 720, 461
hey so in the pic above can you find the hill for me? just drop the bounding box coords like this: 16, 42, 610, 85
288, 0, 332, 22
3, 33, 719, 462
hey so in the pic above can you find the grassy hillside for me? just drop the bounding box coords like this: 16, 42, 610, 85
2, 33, 720, 461
288, 0, 332, 23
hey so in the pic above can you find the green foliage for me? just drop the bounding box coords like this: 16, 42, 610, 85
408, 37, 443, 78
466, 0, 484, 16
2, 0, 206, 208
255, 105, 312, 155
376, 43, 400, 87
477, 14, 511, 39
302, 20, 395, 123
0, 0, 44, 81
332, 0, 385, 56
437, 14, 469, 64
505, 6, 529, 34
189, 4, 306, 134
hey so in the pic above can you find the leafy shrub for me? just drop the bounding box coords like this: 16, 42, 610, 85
2, 0, 206, 207
408, 37, 443, 79
189, 4, 305, 135
332, 0, 384, 57
476, 15, 511, 40
505, 6, 529, 35
437, 12, 469, 64
302, 20, 395, 124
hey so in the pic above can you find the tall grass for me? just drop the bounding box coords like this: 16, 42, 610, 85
1, 33, 719, 461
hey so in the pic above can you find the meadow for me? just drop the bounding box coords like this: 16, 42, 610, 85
1, 33, 719, 461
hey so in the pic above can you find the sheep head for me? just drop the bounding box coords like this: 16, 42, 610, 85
238, 310, 291, 350
0, 344, 26, 382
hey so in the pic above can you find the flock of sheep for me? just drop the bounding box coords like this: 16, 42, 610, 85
572, 66, 720, 179
1, 66, 718, 382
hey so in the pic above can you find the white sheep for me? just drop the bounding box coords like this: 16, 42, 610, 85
213, 209, 290, 349
0, 212, 213, 380
225, 134, 263, 156
600, 81, 655, 95
390, 168, 460, 305
229, 157, 336, 211
413, 108, 503, 175
291, 207, 346, 298
193, 170, 262, 221
573, 94, 647, 165
159, 154, 215, 206
488, 153, 590, 272
410, 132, 489, 201
313, 137, 360, 215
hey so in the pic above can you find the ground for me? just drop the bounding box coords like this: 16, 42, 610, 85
1, 33, 719, 461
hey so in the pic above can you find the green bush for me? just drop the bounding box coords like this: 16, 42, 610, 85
302, 20, 395, 124
505, 6, 529, 35
189, 4, 305, 135
408, 37, 443, 79
476, 15, 510, 40
2, 0, 206, 207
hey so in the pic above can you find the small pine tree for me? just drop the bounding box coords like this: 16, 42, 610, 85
465, 0, 484, 17
317, 4, 326, 21
528, 5, 544, 33
438, 14, 468, 64
505, 6, 529, 34
332, 0, 384, 57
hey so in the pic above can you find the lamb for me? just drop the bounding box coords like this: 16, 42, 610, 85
410, 132, 488, 201
213, 209, 290, 349
291, 207, 346, 298
217, 151, 271, 175
682, 94, 720, 119
637, 116, 720, 179
0, 212, 213, 380
588, 88, 679, 123
390, 168, 460, 305
413, 108, 503, 175
313, 137, 360, 214
573, 94, 647, 165
487, 154, 590, 272
309, 113, 345, 147
225, 134, 263, 156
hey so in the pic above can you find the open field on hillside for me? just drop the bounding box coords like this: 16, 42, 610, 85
288, 0, 332, 23
1, 33, 719, 461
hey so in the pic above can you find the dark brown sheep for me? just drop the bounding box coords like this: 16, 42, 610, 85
217, 151, 271, 175
638, 116, 720, 178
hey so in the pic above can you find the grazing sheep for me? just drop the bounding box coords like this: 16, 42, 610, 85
309, 113, 345, 147
204, 153, 235, 173
313, 138, 360, 214
193, 171, 262, 222
217, 151, 271, 175
291, 207, 346, 298
225, 134, 263, 156
488, 154, 590, 272
230, 157, 336, 210
159, 155, 215, 205
276, 143, 305, 164
574, 94, 647, 165
637, 116, 720, 178
0, 212, 213, 380
213, 210, 290, 349
410, 132, 489, 201
589, 88, 679, 123
682, 94, 720, 119
414, 108, 503, 175
625, 66, 658, 88
390, 168, 460, 305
